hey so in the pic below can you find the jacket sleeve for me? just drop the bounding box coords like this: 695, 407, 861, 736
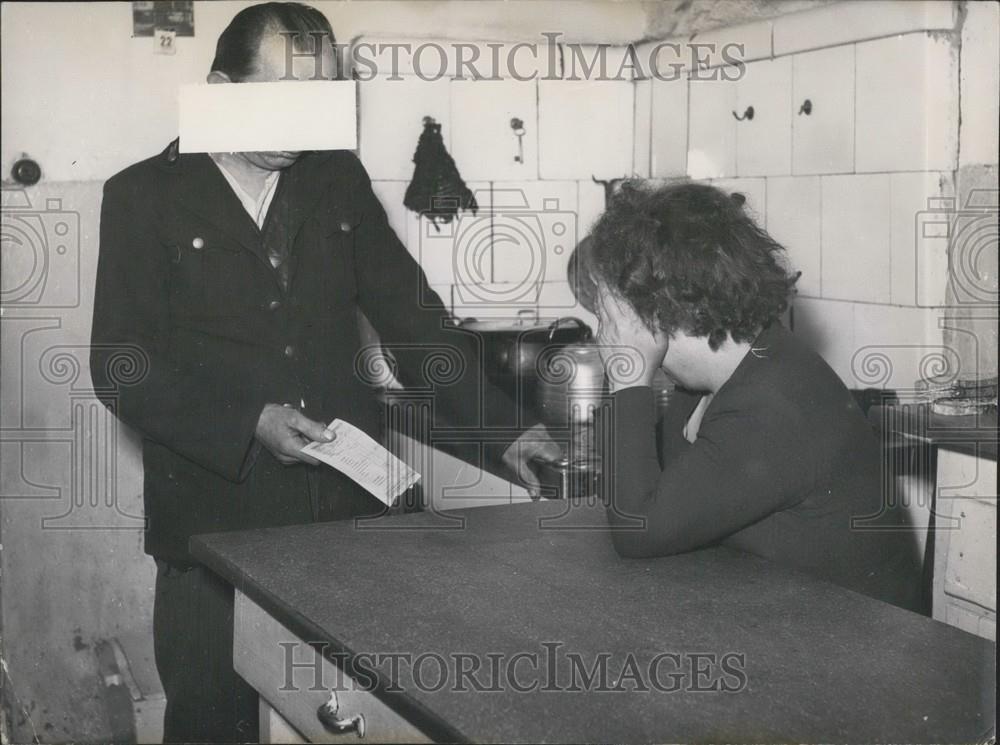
348, 158, 534, 433
604, 386, 813, 558
90, 175, 268, 482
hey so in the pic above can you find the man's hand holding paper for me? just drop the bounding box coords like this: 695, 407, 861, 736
302, 420, 421, 506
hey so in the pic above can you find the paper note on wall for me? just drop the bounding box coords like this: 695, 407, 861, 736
178, 80, 357, 153
301, 420, 420, 506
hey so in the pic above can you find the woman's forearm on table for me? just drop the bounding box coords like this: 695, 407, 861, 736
603, 387, 680, 556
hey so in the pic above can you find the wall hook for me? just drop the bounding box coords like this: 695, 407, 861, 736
798, 99, 812, 116
732, 106, 754, 122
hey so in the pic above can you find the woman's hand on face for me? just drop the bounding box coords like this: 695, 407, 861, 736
594, 286, 669, 392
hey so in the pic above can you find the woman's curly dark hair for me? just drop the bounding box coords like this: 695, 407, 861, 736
586, 180, 799, 351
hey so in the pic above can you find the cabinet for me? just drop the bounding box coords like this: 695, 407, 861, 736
792, 45, 855, 175
450, 79, 538, 181
933, 450, 997, 641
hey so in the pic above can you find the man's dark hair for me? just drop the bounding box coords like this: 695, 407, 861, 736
211, 2, 335, 81
587, 181, 798, 351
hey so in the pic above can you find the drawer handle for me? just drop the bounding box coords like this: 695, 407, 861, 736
317, 691, 366, 738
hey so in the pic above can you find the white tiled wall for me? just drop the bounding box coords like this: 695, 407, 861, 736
535, 280, 599, 331
359, 77, 451, 180
790, 298, 857, 382
708, 178, 766, 226
791, 45, 855, 176
791, 299, 947, 390
855, 34, 958, 173
889, 172, 954, 307
767, 176, 821, 297
390, 180, 601, 322
537, 80, 634, 180
687, 73, 737, 179
632, 78, 653, 178
490, 181, 578, 285
686, 19, 774, 68
772, 0, 955, 56
735, 57, 792, 177
576, 179, 607, 237
357, 7, 965, 389
959, 1, 1000, 166
369, 180, 409, 241
820, 174, 892, 304
403, 182, 491, 287
450, 79, 539, 181
852, 304, 946, 390
649, 75, 688, 177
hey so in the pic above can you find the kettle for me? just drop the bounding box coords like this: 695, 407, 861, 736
535, 344, 675, 429
535, 343, 609, 428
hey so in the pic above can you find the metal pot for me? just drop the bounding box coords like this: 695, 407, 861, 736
458, 312, 594, 379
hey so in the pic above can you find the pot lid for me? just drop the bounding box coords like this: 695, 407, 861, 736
458, 315, 593, 340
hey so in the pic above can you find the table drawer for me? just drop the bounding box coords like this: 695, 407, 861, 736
234, 591, 432, 743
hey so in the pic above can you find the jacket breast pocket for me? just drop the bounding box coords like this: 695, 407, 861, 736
296, 214, 361, 309
166, 230, 259, 317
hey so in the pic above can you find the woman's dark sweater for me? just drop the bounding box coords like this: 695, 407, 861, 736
604, 323, 922, 611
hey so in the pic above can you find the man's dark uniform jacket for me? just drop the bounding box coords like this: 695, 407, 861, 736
91, 143, 510, 563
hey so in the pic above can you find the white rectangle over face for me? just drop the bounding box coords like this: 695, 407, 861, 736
178, 81, 357, 153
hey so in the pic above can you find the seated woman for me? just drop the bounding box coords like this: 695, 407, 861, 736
585, 181, 921, 612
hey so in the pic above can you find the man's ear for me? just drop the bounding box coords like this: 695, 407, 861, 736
206, 70, 231, 84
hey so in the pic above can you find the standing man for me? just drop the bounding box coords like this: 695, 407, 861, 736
90, 3, 555, 741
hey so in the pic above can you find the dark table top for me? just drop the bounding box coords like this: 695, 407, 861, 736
870, 403, 998, 461
192, 501, 996, 744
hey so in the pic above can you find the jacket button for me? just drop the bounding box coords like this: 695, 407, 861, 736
284, 345, 296, 358
339, 220, 352, 233
268, 300, 281, 311
191, 237, 205, 250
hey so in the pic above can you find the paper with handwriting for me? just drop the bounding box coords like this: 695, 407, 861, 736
301, 419, 420, 506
